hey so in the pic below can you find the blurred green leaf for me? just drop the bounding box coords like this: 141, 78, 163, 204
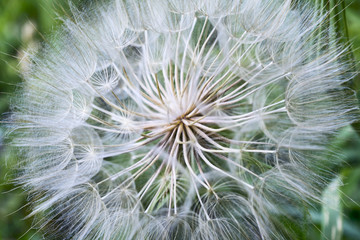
321, 177, 343, 240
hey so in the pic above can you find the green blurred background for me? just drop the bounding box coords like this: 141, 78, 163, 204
0, 0, 359, 239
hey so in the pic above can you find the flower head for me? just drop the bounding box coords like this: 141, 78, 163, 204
7, 0, 358, 239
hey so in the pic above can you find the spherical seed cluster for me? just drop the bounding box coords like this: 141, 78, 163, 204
7, 0, 358, 239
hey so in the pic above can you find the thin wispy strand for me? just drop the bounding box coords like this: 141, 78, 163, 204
5, 0, 359, 239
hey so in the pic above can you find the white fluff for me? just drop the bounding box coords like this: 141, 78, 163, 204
6, 0, 358, 239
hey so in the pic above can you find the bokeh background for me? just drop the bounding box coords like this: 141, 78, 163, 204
0, 0, 359, 239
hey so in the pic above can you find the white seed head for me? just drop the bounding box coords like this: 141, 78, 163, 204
6, 0, 359, 239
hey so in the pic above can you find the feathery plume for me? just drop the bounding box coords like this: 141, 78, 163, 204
6, 0, 359, 239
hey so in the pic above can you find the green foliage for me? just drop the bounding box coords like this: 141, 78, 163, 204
321, 177, 342, 240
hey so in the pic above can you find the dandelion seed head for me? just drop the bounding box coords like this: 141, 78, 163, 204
6, 0, 359, 239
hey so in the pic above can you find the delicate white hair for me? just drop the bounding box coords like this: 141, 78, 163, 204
6, 0, 358, 239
